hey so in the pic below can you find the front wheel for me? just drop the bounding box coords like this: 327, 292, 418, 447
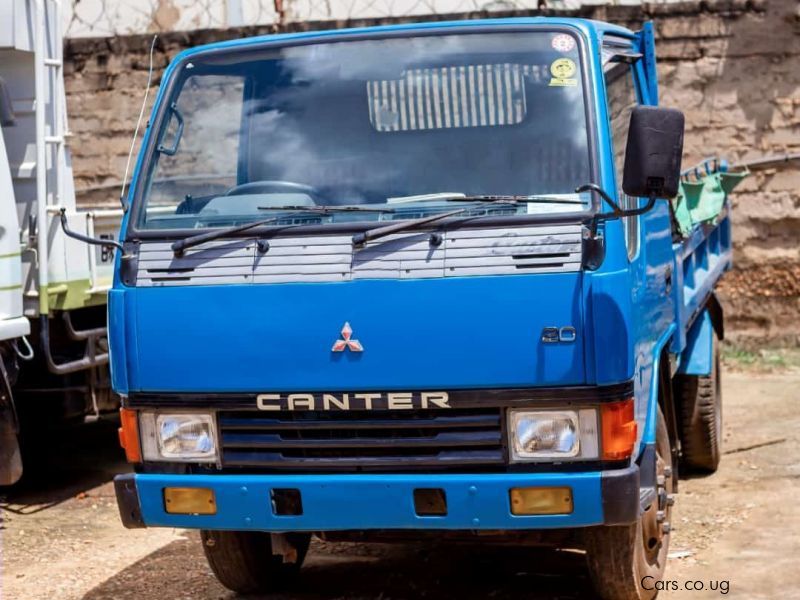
201, 530, 310, 595
584, 408, 674, 600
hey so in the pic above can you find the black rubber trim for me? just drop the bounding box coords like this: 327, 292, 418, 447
136, 458, 630, 476
706, 292, 725, 341
600, 463, 640, 525
114, 473, 146, 529
119, 242, 140, 286
637, 443, 656, 491
0, 76, 16, 126
658, 345, 680, 489
125, 381, 634, 410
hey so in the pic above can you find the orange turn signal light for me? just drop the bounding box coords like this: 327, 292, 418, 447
119, 408, 142, 463
601, 399, 637, 460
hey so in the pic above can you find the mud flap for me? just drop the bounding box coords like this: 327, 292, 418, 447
0, 357, 22, 485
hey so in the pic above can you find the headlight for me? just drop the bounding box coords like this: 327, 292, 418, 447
139, 412, 219, 462
508, 409, 598, 462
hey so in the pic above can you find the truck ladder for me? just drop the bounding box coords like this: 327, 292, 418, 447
33, 0, 70, 314
32, 0, 112, 374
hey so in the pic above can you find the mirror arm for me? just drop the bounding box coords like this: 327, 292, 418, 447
577, 184, 659, 236
622, 193, 658, 218
59, 208, 125, 253
576, 183, 624, 215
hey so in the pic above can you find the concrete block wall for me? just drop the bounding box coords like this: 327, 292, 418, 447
62, 1, 800, 346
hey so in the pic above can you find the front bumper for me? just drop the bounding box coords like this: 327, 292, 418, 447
115, 466, 639, 532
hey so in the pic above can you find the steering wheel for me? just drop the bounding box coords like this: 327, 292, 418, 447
224, 180, 319, 198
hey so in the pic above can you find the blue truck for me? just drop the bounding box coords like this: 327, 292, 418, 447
65, 16, 734, 599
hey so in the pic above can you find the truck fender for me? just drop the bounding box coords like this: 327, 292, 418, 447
640, 324, 680, 500
677, 294, 723, 377
641, 324, 676, 448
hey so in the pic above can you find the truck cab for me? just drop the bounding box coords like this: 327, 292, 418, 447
108, 18, 728, 600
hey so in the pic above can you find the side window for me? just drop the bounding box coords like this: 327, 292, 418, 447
604, 60, 639, 260
144, 74, 245, 223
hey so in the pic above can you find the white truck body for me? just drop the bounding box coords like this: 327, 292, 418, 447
0, 0, 122, 485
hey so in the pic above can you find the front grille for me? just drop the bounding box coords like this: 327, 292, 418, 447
218, 408, 504, 471
134, 224, 583, 287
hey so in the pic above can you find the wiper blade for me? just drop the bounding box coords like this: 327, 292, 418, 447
172, 216, 286, 256
258, 205, 395, 213
173, 205, 398, 256
387, 193, 586, 206
352, 200, 516, 247
457, 194, 586, 205
387, 192, 467, 204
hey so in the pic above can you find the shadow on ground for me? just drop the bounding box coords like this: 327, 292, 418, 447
0, 418, 127, 514
82, 536, 596, 600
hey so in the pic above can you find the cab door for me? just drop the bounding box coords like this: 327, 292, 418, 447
602, 35, 674, 446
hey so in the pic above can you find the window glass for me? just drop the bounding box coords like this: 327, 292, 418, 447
137, 32, 595, 231
604, 59, 639, 260
146, 75, 245, 212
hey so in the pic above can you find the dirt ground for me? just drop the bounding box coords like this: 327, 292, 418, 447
2, 370, 799, 600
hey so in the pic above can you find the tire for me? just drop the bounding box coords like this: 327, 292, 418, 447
0, 408, 22, 485
201, 530, 310, 595
673, 330, 722, 473
584, 408, 674, 600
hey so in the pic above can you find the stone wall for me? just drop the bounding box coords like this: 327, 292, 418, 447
63, 1, 800, 347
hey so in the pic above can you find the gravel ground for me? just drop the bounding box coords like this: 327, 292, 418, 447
2, 371, 799, 600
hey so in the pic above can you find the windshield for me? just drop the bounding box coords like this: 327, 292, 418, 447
136, 30, 593, 231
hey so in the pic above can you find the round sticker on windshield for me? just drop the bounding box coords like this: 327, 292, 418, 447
549, 58, 578, 87
551, 34, 576, 53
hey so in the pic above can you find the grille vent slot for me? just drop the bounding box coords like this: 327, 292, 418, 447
135, 224, 582, 286
218, 407, 504, 471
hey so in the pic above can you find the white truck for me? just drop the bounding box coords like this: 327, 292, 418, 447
0, 0, 121, 484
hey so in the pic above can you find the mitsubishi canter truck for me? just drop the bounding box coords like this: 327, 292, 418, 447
70, 17, 735, 599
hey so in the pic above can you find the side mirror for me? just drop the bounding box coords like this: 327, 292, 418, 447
156, 102, 184, 156
622, 106, 685, 199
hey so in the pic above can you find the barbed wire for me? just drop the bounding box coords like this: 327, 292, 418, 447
64, 0, 682, 37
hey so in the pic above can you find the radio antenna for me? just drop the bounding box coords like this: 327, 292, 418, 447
120, 34, 157, 211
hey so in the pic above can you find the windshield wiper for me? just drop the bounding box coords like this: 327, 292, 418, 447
456, 194, 585, 205
258, 205, 395, 213
172, 216, 287, 256
172, 205, 398, 256
387, 193, 586, 206
352, 199, 518, 247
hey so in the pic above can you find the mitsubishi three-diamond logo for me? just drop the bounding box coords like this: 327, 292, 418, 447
331, 322, 363, 352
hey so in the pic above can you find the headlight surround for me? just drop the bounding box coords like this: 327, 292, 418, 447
139, 412, 219, 462
508, 409, 599, 462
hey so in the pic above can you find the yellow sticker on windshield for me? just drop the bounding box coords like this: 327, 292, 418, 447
549, 58, 578, 87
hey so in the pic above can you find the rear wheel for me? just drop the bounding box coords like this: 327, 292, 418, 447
584, 408, 674, 600
674, 331, 722, 473
201, 530, 310, 595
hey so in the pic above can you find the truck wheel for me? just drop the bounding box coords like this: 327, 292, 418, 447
584, 409, 674, 600
0, 409, 22, 485
0, 356, 22, 486
201, 530, 310, 594
674, 331, 722, 473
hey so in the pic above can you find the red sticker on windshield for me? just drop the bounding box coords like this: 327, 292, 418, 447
551, 34, 576, 53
